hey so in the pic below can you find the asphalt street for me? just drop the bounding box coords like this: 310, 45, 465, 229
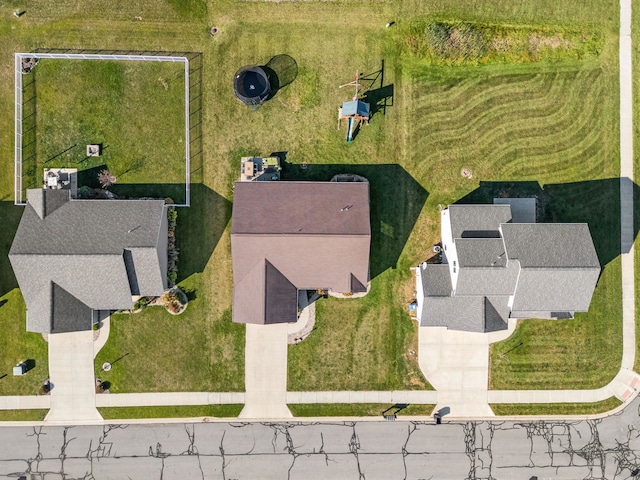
0, 397, 638, 479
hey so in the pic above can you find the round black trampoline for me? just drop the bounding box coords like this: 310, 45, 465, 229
234, 66, 271, 106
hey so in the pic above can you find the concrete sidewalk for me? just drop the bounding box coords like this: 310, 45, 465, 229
45, 331, 102, 423
239, 323, 292, 419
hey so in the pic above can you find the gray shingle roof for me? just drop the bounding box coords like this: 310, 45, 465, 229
420, 264, 452, 297
448, 204, 511, 239
501, 223, 600, 268
512, 267, 600, 313
456, 238, 506, 267
454, 260, 520, 296
419, 294, 510, 333
51, 282, 93, 333
9, 189, 168, 334
418, 202, 600, 332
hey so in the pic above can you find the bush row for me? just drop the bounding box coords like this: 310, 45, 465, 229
407, 21, 603, 66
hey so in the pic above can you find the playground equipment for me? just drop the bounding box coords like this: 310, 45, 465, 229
338, 72, 370, 142
234, 65, 271, 106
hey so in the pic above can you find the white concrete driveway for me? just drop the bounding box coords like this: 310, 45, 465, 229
240, 323, 292, 419
45, 330, 102, 423
419, 326, 495, 417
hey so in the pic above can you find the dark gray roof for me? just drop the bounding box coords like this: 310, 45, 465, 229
420, 263, 452, 297
484, 296, 510, 332
454, 260, 520, 296
264, 260, 298, 324
51, 282, 93, 333
448, 205, 511, 239
9, 189, 168, 334
231, 181, 371, 324
12, 190, 165, 256
456, 238, 506, 267
501, 223, 600, 268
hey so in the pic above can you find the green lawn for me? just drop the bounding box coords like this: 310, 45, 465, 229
0, 0, 625, 397
632, 2, 640, 376
491, 397, 622, 416
0, 410, 48, 422
289, 403, 434, 417
23, 58, 187, 203
99, 404, 243, 420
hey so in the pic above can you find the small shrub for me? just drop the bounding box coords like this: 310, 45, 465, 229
78, 185, 92, 199
168, 271, 178, 284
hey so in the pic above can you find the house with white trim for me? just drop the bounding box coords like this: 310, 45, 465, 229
414, 198, 600, 332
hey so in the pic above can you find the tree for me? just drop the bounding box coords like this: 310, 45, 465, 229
98, 170, 117, 188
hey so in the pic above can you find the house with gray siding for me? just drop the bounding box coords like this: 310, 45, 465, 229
231, 181, 371, 325
414, 199, 600, 332
9, 189, 168, 334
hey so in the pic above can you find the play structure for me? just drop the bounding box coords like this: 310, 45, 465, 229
338, 72, 370, 142
234, 65, 271, 106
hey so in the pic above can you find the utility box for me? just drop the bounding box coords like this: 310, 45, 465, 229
13, 362, 26, 376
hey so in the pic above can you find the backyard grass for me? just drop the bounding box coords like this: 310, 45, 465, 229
491, 397, 622, 416
98, 404, 243, 420
23, 57, 187, 203
288, 403, 434, 417
0, 0, 625, 397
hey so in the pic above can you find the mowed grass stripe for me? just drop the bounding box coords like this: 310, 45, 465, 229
416, 69, 601, 153
419, 72, 580, 142
416, 72, 556, 123
409, 67, 609, 187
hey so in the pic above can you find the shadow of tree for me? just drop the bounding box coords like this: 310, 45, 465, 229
282, 163, 428, 279
456, 178, 637, 268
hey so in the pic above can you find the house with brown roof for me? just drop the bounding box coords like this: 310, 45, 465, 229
231, 180, 371, 324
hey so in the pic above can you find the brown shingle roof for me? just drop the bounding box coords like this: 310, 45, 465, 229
231, 181, 371, 236
231, 181, 371, 324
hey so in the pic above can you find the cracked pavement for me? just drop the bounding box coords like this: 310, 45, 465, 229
0, 398, 640, 479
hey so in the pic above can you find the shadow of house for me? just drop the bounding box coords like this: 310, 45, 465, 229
456, 178, 636, 268
282, 163, 428, 280
0, 202, 24, 298
174, 183, 232, 280
107, 183, 232, 281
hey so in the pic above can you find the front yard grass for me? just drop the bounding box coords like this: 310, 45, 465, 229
0, 410, 48, 422
491, 397, 622, 416
289, 403, 434, 417
98, 404, 243, 420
